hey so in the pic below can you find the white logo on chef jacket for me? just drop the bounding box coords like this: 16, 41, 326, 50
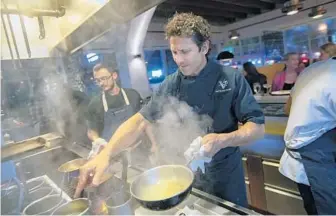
216, 79, 231, 93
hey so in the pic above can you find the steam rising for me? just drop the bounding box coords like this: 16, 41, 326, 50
22, 18, 213, 167
37, 72, 213, 166
153, 96, 213, 165
38, 72, 86, 149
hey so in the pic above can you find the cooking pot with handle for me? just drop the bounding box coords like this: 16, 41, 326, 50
130, 165, 194, 211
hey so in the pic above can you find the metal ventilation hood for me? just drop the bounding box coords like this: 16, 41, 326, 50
53, 0, 165, 54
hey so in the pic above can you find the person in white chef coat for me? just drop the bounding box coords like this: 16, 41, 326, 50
279, 56, 336, 215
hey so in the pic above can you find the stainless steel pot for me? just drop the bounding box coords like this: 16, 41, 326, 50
84, 175, 127, 215
58, 158, 87, 197
22, 194, 65, 215
130, 165, 194, 210
58, 158, 87, 173
105, 187, 135, 215
51, 198, 91, 215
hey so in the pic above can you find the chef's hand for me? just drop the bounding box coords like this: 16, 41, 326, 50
74, 152, 110, 198
202, 133, 229, 157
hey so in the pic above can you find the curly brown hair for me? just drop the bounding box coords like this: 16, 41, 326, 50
164, 12, 211, 49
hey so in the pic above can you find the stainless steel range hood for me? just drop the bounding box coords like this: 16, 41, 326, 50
53, 0, 165, 54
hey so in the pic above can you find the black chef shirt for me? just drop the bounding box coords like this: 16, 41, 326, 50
140, 60, 265, 133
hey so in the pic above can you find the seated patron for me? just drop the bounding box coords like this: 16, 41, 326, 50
272, 52, 299, 91
242, 62, 267, 94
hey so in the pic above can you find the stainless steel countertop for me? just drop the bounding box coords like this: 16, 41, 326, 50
8, 137, 260, 215
254, 95, 289, 104
64, 143, 260, 215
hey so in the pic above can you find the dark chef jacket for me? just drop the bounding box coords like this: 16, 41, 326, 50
140, 60, 265, 207
140, 60, 264, 131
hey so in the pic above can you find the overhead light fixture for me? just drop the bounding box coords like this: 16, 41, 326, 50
282, 0, 303, 16
229, 30, 240, 40
309, 6, 327, 19
318, 23, 328, 32
287, 9, 299, 15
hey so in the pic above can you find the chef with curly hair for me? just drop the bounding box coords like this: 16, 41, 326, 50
75, 12, 265, 207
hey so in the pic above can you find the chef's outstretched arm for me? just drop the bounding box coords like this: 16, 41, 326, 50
102, 112, 149, 156
144, 122, 159, 153
74, 112, 149, 198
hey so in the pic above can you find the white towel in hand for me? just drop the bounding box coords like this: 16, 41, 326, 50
184, 136, 211, 173
88, 138, 107, 159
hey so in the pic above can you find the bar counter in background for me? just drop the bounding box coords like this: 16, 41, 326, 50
239, 95, 307, 215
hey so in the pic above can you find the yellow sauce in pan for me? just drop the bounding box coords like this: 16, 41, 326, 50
139, 179, 189, 201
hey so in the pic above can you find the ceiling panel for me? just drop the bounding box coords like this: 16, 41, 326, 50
153, 0, 288, 26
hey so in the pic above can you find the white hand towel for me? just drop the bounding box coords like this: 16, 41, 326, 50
184, 136, 212, 173
88, 138, 107, 159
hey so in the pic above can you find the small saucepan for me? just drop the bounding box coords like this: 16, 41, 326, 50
51, 198, 91, 215
130, 165, 194, 211
58, 158, 87, 197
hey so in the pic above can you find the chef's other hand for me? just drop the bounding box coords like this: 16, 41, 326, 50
88, 138, 108, 160
201, 133, 227, 157
74, 152, 110, 198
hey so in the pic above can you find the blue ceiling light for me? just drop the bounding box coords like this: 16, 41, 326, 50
86, 52, 99, 63
151, 69, 163, 78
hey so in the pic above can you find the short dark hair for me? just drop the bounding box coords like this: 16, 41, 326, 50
217, 51, 234, 60
93, 63, 118, 74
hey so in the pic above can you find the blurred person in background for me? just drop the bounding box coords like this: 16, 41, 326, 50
216, 51, 234, 66
319, 42, 336, 61
272, 52, 300, 91
242, 62, 267, 94
280, 57, 336, 214
86, 64, 158, 159
296, 60, 309, 74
